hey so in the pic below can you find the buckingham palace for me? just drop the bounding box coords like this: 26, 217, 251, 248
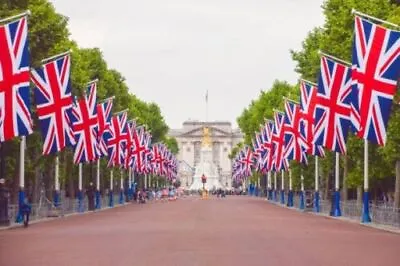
168, 120, 243, 189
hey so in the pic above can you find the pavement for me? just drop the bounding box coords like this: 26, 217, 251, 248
1, 196, 400, 266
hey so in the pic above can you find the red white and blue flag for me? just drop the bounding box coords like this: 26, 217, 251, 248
283, 100, 308, 164
71, 82, 100, 164
96, 98, 113, 157
124, 120, 136, 169
31, 54, 75, 154
314, 56, 352, 154
131, 126, 146, 173
351, 16, 400, 146
271, 111, 288, 172
106, 112, 128, 167
239, 146, 253, 177
299, 80, 325, 157
0, 16, 33, 142
260, 119, 275, 172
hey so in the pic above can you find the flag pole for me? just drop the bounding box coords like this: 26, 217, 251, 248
280, 170, 285, 205
288, 169, 293, 207
0, 10, 30, 24
109, 170, 114, 207
300, 168, 305, 210
98, 95, 115, 104
267, 171, 271, 200
318, 51, 351, 66
274, 172, 277, 201
144, 174, 147, 189
78, 163, 83, 212
300, 79, 318, 86
128, 167, 132, 201
40, 50, 72, 64
54, 156, 60, 208
352, 9, 400, 29
362, 139, 372, 222
119, 169, 124, 204
16, 136, 26, 223
95, 159, 101, 209
333, 152, 342, 216
314, 156, 320, 212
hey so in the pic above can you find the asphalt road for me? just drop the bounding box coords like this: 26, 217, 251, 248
1, 196, 399, 266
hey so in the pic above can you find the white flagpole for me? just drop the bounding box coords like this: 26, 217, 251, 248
274, 171, 277, 201
54, 156, 60, 207
281, 170, 285, 204
288, 169, 293, 207
300, 169, 305, 210
119, 169, 124, 204
128, 167, 132, 200
362, 139, 371, 222
0, 10, 30, 24
96, 159, 101, 209
78, 163, 83, 212
17, 136, 26, 223
314, 156, 320, 212
333, 152, 341, 216
109, 170, 114, 207
144, 174, 148, 189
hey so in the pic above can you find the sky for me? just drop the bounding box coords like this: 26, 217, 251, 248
50, 0, 325, 129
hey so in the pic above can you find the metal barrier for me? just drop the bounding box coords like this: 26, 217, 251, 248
6, 195, 128, 226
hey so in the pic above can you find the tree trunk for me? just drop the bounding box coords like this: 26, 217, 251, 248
357, 186, 362, 206
32, 163, 41, 204
394, 160, 400, 209
66, 153, 74, 198
342, 154, 348, 202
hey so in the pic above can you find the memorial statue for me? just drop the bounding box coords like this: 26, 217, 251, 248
201, 127, 212, 147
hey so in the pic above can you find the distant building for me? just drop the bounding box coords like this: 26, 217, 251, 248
168, 120, 243, 188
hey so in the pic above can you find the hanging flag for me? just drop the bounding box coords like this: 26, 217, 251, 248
283, 100, 308, 164
0, 15, 33, 142
96, 97, 113, 157
299, 80, 325, 157
314, 56, 352, 154
239, 146, 253, 177
142, 131, 153, 174
124, 120, 136, 169
351, 15, 400, 146
106, 112, 128, 167
260, 119, 275, 172
271, 111, 288, 172
31, 53, 75, 154
71, 82, 100, 164
131, 126, 146, 172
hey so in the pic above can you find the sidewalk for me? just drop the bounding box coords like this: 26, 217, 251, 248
264, 197, 400, 234
0, 202, 129, 231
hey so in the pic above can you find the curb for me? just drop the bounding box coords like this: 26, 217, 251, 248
0, 202, 130, 231
263, 198, 400, 235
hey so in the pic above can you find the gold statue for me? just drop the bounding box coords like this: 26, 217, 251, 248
202, 127, 212, 147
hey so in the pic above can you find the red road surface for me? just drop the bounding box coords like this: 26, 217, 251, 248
1, 196, 400, 266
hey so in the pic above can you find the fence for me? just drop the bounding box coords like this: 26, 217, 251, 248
6, 195, 127, 226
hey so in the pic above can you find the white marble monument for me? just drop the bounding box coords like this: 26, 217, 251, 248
189, 127, 223, 190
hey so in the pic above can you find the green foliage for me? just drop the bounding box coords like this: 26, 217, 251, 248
236, 0, 400, 193
163, 137, 179, 155
0, 0, 172, 198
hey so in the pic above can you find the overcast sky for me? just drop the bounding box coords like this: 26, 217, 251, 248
50, 0, 325, 129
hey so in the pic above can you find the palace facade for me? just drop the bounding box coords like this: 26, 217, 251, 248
168, 120, 243, 189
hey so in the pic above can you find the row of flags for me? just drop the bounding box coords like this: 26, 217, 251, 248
0, 13, 178, 180
233, 13, 400, 181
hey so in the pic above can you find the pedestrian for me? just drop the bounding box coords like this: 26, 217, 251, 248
22, 197, 31, 228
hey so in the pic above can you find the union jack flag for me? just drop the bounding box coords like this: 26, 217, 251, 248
31, 54, 75, 154
351, 16, 400, 146
315, 56, 352, 154
96, 98, 113, 157
283, 100, 308, 164
299, 80, 325, 157
271, 111, 288, 172
71, 82, 100, 164
142, 131, 153, 174
124, 120, 136, 169
131, 126, 146, 173
106, 112, 128, 167
0, 16, 32, 142
239, 146, 253, 177
260, 119, 275, 172
252, 131, 264, 172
